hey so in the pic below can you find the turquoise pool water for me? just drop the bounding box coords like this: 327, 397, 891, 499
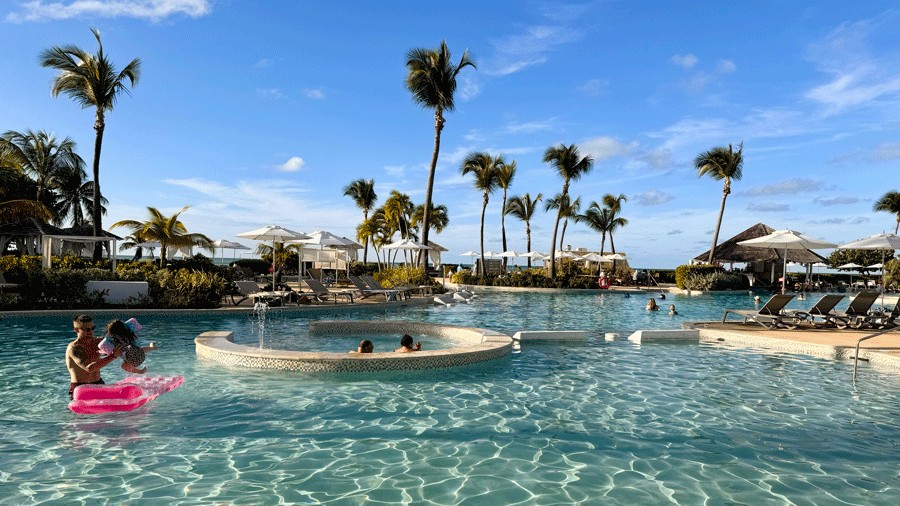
1, 291, 898, 504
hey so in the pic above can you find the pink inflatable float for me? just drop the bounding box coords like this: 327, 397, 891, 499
69, 375, 184, 414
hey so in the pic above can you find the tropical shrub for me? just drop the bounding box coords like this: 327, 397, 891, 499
373, 266, 435, 289
145, 268, 227, 308
675, 264, 721, 289
684, 271, 749, 291
0, 268, 105, 310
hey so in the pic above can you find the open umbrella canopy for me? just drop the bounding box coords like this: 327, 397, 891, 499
601, 253, 628, 261
237, 225, 309, 288
838, 263, 863, 269
523, 251, 548, 260
838, 233, 900, 251
483, 250, 501, 257
212, 239, 250, 263
460, 250, 480, 257
382, 238, 431, 250
498, 250, 524, 258
738, 229, 837, 293
580, 252, 605, 262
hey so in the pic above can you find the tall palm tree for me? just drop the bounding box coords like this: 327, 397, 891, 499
41, 28, 141, 260
543, 144, 594, 279
461, 152, 503, 275
874, 190, 900, 234
118, 229, 151, 261
343, 178, 378, 263
505, 192, 542, 267
602, 194, 629, 267
695, 142, 743, 263
111, 206, 212, 266
0, 154, 53, 223
405, 40, 475, 265
580, 202, 612, 274
0, 130, 84, 205
496, 160, 516, 269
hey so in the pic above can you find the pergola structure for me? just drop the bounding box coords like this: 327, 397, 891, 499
0, 218, 121, 270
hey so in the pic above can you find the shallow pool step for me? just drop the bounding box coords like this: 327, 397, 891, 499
513, 330, 588, 342
627, 329, 700, 343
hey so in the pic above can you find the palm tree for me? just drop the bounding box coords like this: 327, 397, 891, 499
546, 193, 583, 251
580, 202, 612, 274
505, 192, 542, 267
543, 144, 594, 279
874, 190, 900, 234
0, 154, 53, 223
53, 168, 105, 227
695, 143, 744, 263
41, 28, 141, 260
343, 178, 378, 263
411, 202, 450, 237
496, 160, 516, 269
0, 130, 84, 205
110, 206, 212, 266
602, 194, 629, 268
118, 229, 151, 261
405, 40, 475, 265
461, 152, 503, 275
382, 190, 415, 241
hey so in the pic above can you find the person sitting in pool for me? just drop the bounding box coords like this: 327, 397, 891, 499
351, 339, 374, 354
99, 319, 156, 374
668, 304, 678, 315
66, 314, 124, 398
395, 334, 421, 353
646, 298, 659, 311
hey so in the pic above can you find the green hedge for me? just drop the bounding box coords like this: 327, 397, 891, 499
674, 264, 749, 290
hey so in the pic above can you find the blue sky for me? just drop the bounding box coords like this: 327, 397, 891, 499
2, 1, 898, 268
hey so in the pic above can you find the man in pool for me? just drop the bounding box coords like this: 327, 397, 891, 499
66, 314, 123, 398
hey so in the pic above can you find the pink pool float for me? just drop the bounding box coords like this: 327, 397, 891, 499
68, 375, 184, 414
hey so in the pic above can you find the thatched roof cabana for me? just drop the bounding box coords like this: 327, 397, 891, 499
694, 223, 826, 264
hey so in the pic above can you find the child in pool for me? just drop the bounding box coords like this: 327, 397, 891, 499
395, 334, 421, 353
99, 318, 156, 374
351, 339, 374, 353
668, 304, 678, 315
646, 298, 659, 311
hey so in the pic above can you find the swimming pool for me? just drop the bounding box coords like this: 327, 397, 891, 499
1, 291, 898, 504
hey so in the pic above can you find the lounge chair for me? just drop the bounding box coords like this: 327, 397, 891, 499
348, 274, 402, 301
869, 299, 900, 329
722, 294, 802, 329
831, 291, 881, 329
360, 274, 411, 300
231, 280, 263, 305
0, 272, 20, 294
302, 278, 354, 304
788, 294, 844, 327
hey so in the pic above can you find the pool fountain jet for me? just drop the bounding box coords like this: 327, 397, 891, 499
253, 301, 269, 348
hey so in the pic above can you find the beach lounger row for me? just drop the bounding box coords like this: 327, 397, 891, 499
722, 291, 897, 330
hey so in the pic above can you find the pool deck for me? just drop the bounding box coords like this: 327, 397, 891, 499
689, 321, 900, 372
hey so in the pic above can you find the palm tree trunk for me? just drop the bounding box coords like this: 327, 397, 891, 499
91, 113, 105, 260
419, 109, 444, 268
707, 188, 729, 263
362, 210, 369, 264
560, 219, 568, 251
479, 193, 488, 276
526, 222, 532, 268
894, 216, 899, 235
501, 189, 508, 270
549, 210, 562, 280
597, 234, 607, 276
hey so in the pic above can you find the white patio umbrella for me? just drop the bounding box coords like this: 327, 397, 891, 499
838, 262, 864, 291
383, 238, 430, 267
483, 250, 501, 257
294, 230, 363, 278
498, 250, 524, 268
601, 253, 628, 261
838, 232, 900, 305
460, 250, 480, 257
738, 229, 837, 294
212, 239, 250, 263
237, 225, 309, 289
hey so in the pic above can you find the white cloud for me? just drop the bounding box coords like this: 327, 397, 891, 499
747, 202, 789, 212
257, 88, 285, 99
502, 118, 557, 134
633, 190, 674, 206
384, 165, 405, 177
486, 25, 581, 76
667, 229, 683, 235
6, 0, 211, 22
670, 53, 698, 69
643, 148, 674, 169
871, 142, 900, 161
277, 156, 305, 172
254, 58, 273, 69
455, 75, 480, 101
581, 136, 635, 162
304, 88, 325, 100
814, 196, 859, 206
716, 59, 736, 74
163, 178, 231, 196
577, 78, 608, 96
743, 178, 824, 196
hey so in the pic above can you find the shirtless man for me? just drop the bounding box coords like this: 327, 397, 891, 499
66, 314, 122, 398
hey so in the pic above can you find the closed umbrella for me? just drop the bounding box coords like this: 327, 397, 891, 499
237, 225, 309, 289
738, 229, 837, 294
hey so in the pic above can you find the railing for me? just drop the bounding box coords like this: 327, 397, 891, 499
852, 324, 900, 381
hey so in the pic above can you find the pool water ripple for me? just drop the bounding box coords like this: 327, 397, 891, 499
1, 292, 898, 504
